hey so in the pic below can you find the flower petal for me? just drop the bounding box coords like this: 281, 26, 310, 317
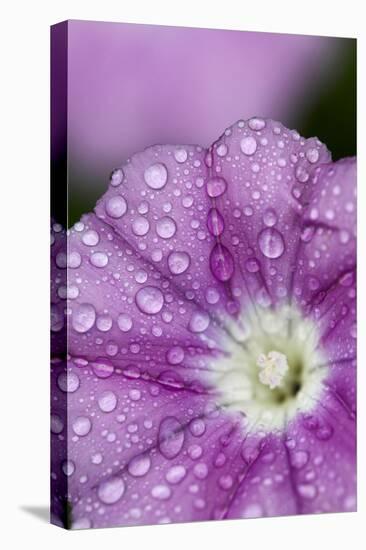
208, 118, 331, 308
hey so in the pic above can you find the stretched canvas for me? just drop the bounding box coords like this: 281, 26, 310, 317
50, 20, 357, 530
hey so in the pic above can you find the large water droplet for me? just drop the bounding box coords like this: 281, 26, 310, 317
210, 243, 234, 281
132, 216, 150, 236
144, 163, 168, 189
57, 371, 80, 393
128, 454, 151, 477
72, 416, 92, 436
258, 228, 285, 259
91, 358, 114, 378
167, 251, 190, 275
135, 286, 164, 314
98, 390, 117, 412
97, 477, 125, 504
206, 177, 227, 198
105, 195, 127, 218
158, 416, 185, 459
71, 303, 96, 333
165, 465, 186, 484
90, 251, 109, 268
240, 136, 257, 155
82, 230, 99, 246
117, 313, 133, 332
248, 117, 266, 131
156, 217, 177, 239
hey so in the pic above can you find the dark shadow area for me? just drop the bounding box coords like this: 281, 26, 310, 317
20, 505, 49, 523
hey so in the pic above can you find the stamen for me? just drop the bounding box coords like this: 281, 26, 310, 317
257, 350, 289, 390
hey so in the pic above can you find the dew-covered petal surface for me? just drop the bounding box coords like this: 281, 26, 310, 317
207, 118, 331, 309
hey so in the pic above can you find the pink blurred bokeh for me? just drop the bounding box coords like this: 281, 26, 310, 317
64, 21, 339, 196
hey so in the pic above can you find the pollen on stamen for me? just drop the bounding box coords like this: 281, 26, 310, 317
257, 350, 289, 390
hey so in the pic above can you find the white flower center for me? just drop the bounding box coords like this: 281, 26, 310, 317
207, 305, 327, 432
257, 350, 289, 390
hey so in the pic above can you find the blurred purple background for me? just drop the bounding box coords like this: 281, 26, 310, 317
52, 21, 355, 224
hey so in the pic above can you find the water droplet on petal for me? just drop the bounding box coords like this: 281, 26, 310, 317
128, 454, 151, 477
263, 208, 277, 227
297, 483, 317, 500
96, 314, 113, 332
167, 251, 190, 275
248, 117, 266, 131
72, 416, 92, 436
82, 230, 99, 246
62, 459, 75, 476
91, 359, 114, 378
151, 484, 171, 500
206, 176, 227, 198
110, 168, 124, 186
90, 251, 109, 268
156, 217, 177, 239
306, 148, 320, 164
117, 313, 133, 332
240, 136, 257, 155
166, 346, 185, 365
290, 450, 309, 469
158, 416, 185, 459
105, 195, 127, 218
144, 163, 168, 189
132, 216, 150, 236
295, 166, 309, 183
189, 311, 210, 333
166, 465, 186, 484
210, 244, 234, 281
72, 303, 96, 333
207, 208, 225, 236
135, 286, 164, 314
51, 414, 64, 434
245, 257, 260, 273
174, 148, 188, 163
57, 371, 80, 393
258, 228, 285, 259
97, 477, 125, 504
98, 390, 117, 412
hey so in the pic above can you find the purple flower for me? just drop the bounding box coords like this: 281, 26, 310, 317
51, 118, 356, 529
